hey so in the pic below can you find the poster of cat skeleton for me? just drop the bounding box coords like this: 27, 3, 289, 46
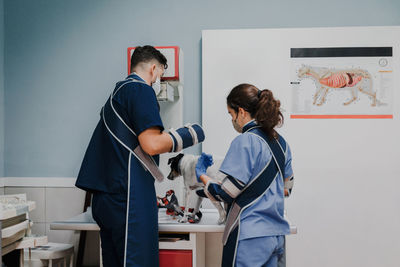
290, 47, 393, 119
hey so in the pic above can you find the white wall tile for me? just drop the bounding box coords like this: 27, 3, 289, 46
4, 187, 46, 223
45, 187, 86, 222
0, 187, 4, 195
30, 222, 46, 236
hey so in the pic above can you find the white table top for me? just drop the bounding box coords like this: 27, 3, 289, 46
50, 209, 100, 231
50, 208, 297, 234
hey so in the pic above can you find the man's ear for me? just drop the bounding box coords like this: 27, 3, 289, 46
149, 63, 157, 78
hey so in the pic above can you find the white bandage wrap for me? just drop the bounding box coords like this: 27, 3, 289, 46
204, 181, 219, 202
284, 175, 294, 197
221, 177, 243, 199
168, 123, 205, 153
169, 133, 175, 152
184, 123, 198, 145
168, 128, 183, 152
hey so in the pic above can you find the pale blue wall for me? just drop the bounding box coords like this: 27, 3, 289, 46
3, 0, 400, 177
0, 0, 4, 177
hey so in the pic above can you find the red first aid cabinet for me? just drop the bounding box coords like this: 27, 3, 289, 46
158, 232, 205, 267
159, 250, 192, 267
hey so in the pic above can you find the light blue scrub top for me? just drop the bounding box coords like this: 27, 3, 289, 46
219, 121, 293, 240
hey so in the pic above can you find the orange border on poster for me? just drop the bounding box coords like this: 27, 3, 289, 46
290, 114, 393, 119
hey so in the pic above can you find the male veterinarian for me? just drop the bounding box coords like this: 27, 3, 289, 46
75, 45, 205, 267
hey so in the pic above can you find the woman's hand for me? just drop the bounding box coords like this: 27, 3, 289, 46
195, 152, 214, 182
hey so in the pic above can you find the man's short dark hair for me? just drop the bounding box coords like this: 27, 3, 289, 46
130, 45, 168, 72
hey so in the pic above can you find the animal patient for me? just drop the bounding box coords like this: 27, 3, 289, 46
167, 153, 227, 224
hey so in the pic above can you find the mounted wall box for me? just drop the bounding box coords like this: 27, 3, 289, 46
157, 82, 175, 102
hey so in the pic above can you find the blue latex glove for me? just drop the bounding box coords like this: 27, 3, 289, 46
195, 152, 214, 182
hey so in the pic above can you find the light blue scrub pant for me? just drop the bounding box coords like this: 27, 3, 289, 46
235, 235, 285, 267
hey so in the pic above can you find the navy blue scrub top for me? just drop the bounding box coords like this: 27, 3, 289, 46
76, 73, 164, 194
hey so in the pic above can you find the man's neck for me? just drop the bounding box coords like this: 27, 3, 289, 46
132, 71, 151, 86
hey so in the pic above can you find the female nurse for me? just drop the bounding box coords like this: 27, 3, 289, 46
195, 83, 294, 267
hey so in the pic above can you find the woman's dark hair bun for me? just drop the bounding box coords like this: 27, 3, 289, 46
227, 84, 283, 139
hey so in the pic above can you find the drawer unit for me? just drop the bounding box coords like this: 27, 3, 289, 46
159, 232, 204, 267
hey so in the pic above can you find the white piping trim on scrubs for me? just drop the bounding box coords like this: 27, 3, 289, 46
223, 125, 265, 239
123, 153, 132, 267
231, 172, 279, 267
225, 129, 284, 246
109, 78, 147, 136
102, 108, 135, 154
112, 80, 134, 97
109, 94, 136, 137
256, 135, 286, 179
226, 125, 287, 259
102, 108, 155, 179
232, 217, 241, 267
245, 124, 286, 179
241, 119, 258, 133
105, 81, 163, 179
239, 155, 272, 194
112, 78, 146, 97
223, 155, 272, 246
275, 137, 287, 157
250, 133, 284, 178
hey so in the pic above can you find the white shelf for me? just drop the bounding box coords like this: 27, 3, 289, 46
0, 177, 76, 188
2, 220, 30, 238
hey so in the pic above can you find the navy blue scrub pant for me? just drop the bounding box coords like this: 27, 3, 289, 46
92, 191, 127, 267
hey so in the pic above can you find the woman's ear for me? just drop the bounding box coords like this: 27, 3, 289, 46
238, 107, 246, 118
